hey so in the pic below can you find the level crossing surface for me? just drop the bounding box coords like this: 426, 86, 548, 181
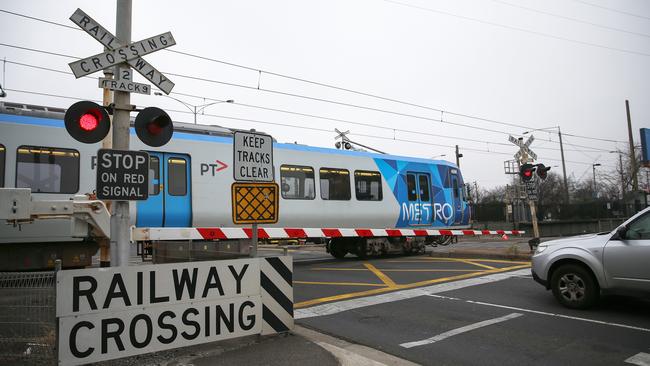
295, 260, 650, 366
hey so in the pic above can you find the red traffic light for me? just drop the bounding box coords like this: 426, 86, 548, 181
536, 163, 551, 180
79, 112, 99, 131
64, 101, 110, 144
519, 163, 536, 182
135, 107, 173, 147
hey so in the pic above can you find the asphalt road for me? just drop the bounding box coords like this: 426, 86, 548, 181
295, 256, 650, 366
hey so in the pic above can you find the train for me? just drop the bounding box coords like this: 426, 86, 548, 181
0, 101, 471, 269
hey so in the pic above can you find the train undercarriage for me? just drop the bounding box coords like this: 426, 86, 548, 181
326, 235, 454, 259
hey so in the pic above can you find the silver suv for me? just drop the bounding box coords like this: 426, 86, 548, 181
532, 207, 650, 309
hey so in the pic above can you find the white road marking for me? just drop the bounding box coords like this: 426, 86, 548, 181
425, 296, 650, 333
295, 268, 530, 319
626, 352, 650, 366
400, 313, 523, 348
427, 294, 461, 301
467, 300, 650, 333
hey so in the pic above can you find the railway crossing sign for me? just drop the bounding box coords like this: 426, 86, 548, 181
232, 182, 279, 224
69, 8, 175, 94
96, 149, 149, 200
509, 135, 537, 162
98, 68, 151, 95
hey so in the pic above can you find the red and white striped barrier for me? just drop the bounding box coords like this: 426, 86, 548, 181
132, 227, 524, 241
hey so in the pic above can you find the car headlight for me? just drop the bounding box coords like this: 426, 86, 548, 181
535, 244, 548, 254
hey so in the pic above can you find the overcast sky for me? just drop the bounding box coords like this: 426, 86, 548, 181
1, 0, 649, 188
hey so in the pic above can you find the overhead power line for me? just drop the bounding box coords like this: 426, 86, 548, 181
0, 8, 629, 145
491, 0, 650, 39
570, 0, 650, 22
2, 57, 615, 154
379, 0, 650, 57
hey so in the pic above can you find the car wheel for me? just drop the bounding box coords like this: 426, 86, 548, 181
550, 264, 599, 309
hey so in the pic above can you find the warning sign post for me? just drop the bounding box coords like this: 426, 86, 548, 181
232, 182, 279, 224
232, 131, 277, 257
56, 257, 294, 365
96, 149, 149, 200
233, 131, 274, 182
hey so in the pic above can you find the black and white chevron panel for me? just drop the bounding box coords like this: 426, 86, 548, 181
261, 256, 294, 335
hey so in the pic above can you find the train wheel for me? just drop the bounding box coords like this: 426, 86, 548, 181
356, 242, 368, 259
433, 235, 453, 246
330, 242, 347, 259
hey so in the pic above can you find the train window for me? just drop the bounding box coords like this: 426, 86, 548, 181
407, 174, 417, 201
168, 158, 187, 196
320, 168, 351, 200
0, 144, 5, 187
280, 165, 315, 200
419, 175, 430, 201
15, 146, 79, 193
149, 156, 160, 195
354, 170, 382, 201
452, 175, 459, 198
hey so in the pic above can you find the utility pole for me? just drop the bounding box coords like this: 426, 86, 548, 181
455, 145, 462, 168
557, 127, 569, 203
626, 100, 638, 191
592, 163, 601, 199
110, 0, 132, 267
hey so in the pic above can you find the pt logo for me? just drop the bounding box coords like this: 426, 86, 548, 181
200, 160, 228, 176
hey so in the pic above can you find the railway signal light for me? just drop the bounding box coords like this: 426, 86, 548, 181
520, 163, 536, 182
536, 163, 551, 180
64, 101, 111, 144
335, 141, 352, 150
134, 107, 173, 147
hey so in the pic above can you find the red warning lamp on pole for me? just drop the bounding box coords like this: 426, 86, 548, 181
64, 101, 110, 144
134, 107, 174, 147
519, 163, 536, 182
536, 163, 551, 180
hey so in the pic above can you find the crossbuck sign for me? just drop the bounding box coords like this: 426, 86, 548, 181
68, 8, 175, 94
509, 135, 537, 163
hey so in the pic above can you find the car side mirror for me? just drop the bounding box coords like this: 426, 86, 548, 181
613, 226, 627, 240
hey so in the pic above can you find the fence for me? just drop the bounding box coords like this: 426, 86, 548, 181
474, 200, 647, 223
0, 271, 57, 365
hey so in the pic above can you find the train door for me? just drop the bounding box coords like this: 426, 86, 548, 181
406, 172, 432, 225
136, 152, 192, 227
450, 170, 463, 225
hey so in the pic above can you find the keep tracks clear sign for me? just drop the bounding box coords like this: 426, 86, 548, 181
233, 131, 274, 182
57, 259, 263, 365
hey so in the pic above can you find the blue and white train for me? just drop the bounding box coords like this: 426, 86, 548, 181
0, 102, 471, 268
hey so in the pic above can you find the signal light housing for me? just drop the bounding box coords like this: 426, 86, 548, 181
520, 163, 536, 182
64, 101, 110, 144
135, 107, 173, 147
536, 163, 551, 180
